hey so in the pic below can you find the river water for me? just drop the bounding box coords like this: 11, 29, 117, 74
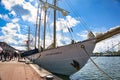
70, 57, 120, 80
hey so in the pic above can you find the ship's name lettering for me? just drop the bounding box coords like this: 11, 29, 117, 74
46, 52, 62, 56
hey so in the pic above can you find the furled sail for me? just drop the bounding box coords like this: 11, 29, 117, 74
95, 26, 120, 43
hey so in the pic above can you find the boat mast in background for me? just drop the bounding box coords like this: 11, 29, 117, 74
27, 26, 30, 51
53, 0, 57, 48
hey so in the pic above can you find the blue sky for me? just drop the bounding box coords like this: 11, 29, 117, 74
0, 0, 120, 52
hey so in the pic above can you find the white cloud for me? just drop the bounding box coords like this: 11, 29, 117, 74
2, 0, 38, 23
77, 31, 88, 40
2, 0, 12, 10
0, 14, 9, 21
56, 34, 70, 46
12, 46, 27, 50
0, 23, 28, 48
21, 2, 38, 23
29, 0, 34, 2
12, 18, 19, 23
0, 14, 2, 18
2, 0, 24, 10
10, 11, 16, 17
2, 23, 19, 35
56, 16, 80, 32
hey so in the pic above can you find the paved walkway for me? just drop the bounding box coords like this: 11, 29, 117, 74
0, 61, 43, 80
0, 61, 62, 80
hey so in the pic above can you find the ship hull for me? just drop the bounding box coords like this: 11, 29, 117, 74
29, 39, 96, 75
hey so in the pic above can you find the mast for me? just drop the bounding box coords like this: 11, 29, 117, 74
38, 2, 42, 50
35, 4, 39, 48
27, 26, 30, 50
35, 22, 38, 48
53, 0, 56, 48
40, 0, 69, 48
43, 0, 47, 49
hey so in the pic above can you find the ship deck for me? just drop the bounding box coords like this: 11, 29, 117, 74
0, 60, 62, 80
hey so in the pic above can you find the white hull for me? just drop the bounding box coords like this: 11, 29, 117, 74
29, 39, 96, 75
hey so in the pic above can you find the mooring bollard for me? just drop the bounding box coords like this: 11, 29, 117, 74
45, 75, 54, 80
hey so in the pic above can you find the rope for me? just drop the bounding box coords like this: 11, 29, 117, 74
81, 45, 113, 80
66, 0, 91, 31
88, 41, 120, 63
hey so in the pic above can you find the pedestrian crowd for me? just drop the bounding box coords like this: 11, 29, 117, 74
0, 50, 19, 61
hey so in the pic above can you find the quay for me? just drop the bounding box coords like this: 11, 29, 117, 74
0, 60, 62, 80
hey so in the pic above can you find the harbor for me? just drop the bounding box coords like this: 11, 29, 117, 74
0, 0, 120, 80
0, 56, 120, 80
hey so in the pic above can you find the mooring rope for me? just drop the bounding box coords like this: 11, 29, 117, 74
81, 45, 113, 80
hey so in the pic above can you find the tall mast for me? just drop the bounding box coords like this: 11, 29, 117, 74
35, 4, 39, 48
35, 21, 38, 48
53, 0, 56, 48
40, 0, 69, 48
38, 2, 42, 50
43, 0, 47, 49
27, 26, 30, 50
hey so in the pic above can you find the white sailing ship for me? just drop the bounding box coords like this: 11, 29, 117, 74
23, 0, 120, 76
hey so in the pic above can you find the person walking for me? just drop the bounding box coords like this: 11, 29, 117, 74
0, 51, 3, 61
0, 47, 3, 61
3, 51, 7, 61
